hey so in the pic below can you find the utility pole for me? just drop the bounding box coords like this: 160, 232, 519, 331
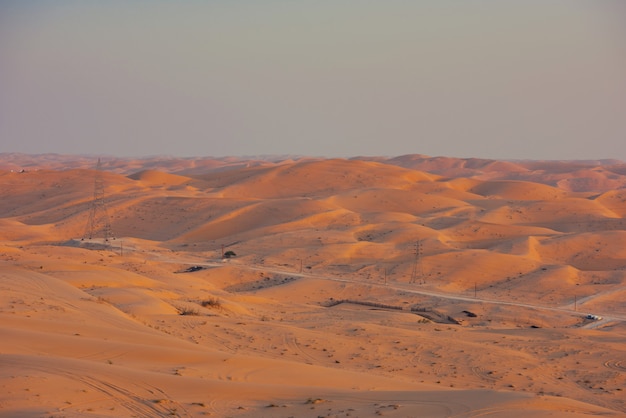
82, 158, 114, 244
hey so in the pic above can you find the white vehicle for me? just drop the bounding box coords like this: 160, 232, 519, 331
586, 314, 602, 321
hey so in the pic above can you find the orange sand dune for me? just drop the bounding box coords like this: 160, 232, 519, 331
594, 189, 626, 217
468, 179, 568, 200
328, 188, 471, 218
213, 159, 439, 199
1, 154, 625, 416
4, 152, 625, 191
128, 169, 196, 187
381, 154, 626, 192
533, 231, 626, 271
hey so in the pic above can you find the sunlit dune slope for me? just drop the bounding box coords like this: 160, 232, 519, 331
594, 189, 626, 217
208, 158, 438, 199
469, 180, 568, 200
128, 169, 196, 187
1, 155, 626, 417
381, 154, 626, 192
2, 158, 625, 276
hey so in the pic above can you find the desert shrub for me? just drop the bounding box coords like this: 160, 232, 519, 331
223, 250, 236, 258
201, 297, 222, 308
178, 306, 199, 316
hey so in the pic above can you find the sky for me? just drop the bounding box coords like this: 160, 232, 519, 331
1, 1, 625, 160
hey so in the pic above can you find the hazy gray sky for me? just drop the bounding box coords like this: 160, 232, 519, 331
1, 1, 625, 160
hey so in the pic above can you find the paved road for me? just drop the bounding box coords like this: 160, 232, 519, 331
162, 252, 626, 328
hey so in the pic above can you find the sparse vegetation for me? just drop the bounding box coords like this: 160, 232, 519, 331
177, 306, 199, 316
201, 297, 222, 309
6, 156, 626, 416
179, 265, 204, 273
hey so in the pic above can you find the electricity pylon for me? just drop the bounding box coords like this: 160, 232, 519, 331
82, 158, 114, 242
410, 240, 422, 284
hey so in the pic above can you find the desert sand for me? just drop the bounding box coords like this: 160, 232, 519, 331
1, 154, 625, 417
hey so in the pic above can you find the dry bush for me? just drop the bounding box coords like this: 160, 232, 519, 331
201, 297, 222, 308
177, 306, 199, 316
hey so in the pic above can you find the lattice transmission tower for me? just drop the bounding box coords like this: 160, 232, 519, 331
82, 158, 114, 242
409, 240, 422, 284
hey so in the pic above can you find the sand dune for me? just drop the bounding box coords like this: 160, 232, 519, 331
1, 154, 625, 417
383, 154, 626, 193
128, 170, 196, 187
595, 189, 626, 217
212, 159, 438, 200
468, 180, 567, 200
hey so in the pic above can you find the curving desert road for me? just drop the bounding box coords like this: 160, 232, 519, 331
158, 250, 626, 328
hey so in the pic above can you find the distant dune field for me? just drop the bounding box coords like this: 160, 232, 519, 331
1, 154, 625, 417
